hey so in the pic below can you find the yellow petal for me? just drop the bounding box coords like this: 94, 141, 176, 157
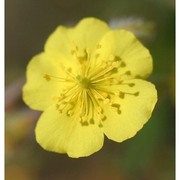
102, 79, 157, 142
35, 104, 104, 158
23, 53, 73, 111
68, 17, 109, 49
44, 26, 72, 59
97, 30, 153, 79
45, 17, 109, 58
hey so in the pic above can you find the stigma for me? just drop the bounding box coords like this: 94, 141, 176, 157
76, 75, 91, 89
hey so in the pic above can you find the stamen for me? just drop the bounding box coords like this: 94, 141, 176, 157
118, 82, 135, 87
91, 89, 111, 105
120, 62, 126, 67
43, 74, 51, 81
43, 74, 74, 83
92, 86, 115, 96
115, 91, 140, 99
51, 43, 141, 129
91, 76, 115, 84
125, 71, 131, 75
111, 103, 121, 114
90, 61, 120, 80
56, 86, 81, 114
89, 118, 95, 124
86, 89, 106, 125
58, 85, 79, 101
98, 123, 103, 128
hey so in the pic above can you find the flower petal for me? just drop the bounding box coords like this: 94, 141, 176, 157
45, 17, 110, 58
68, 17, 109, 49
102, 79, 157, 142
97, 30, 153, 79
35, 104, 104, 158
23, 53, 73, 111
44, 26, 72, 59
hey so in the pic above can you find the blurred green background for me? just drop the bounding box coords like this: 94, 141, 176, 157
5, 0, 175, 179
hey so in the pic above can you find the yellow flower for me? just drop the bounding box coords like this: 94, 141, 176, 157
23, 17, 157, 158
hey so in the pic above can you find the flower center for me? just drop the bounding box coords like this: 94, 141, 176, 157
76, 75, 91, 89
43, 43, 140, 128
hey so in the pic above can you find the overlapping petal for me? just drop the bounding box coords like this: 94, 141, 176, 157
45, 17, 110, 58
35, 104, 104, 158
23, 52, 74, 111
97, 30, 153, 79
102, 79, 157, 142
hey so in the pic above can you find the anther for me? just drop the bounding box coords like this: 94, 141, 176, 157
67, 110, 74, 116
98, 123, 103, 128
128, 83, 135, 87
109, 55, 115, 61
97, 107, 103, 114
104, 98, 111, 104
56, 104, 60, 110
119, 92, 125, 99
120, 62, 126, 67
96, 44, 102, 49
114, 56, 121, 61
111, 103, 121, 114
81, 121, 89, 126
112, 61, 120, 68
43, 74, 51, 81
100, 114, 107, 121
134, 92, 140, 96
125, 71, 131, 75
90, 118, 95, 124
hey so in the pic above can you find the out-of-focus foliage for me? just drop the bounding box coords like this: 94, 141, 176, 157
5, 0, 175, 179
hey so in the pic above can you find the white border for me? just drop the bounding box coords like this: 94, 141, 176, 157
2, 0, 4, 179
176, 0, 178, 179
